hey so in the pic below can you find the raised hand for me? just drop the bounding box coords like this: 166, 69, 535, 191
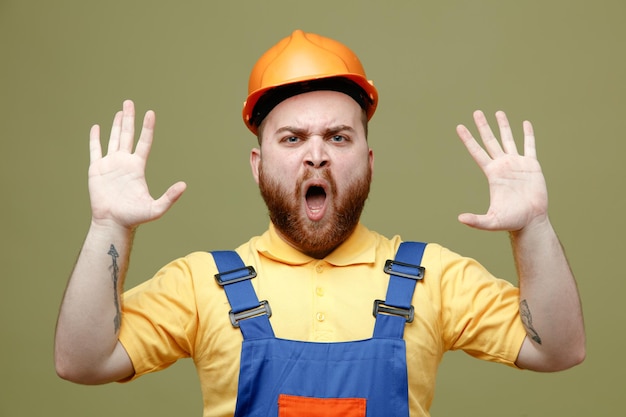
88, 100, 186, 229
455, 110, 548, 232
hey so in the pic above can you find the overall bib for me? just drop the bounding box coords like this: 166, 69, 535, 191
212, 242, 426, 417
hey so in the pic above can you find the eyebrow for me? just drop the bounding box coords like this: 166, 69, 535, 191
275, 124, 356, 137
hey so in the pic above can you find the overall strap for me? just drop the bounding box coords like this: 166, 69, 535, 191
373, 242, 427, 339
212, 251, 274, 340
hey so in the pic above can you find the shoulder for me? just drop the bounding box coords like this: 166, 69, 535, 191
121, 251, 222, 302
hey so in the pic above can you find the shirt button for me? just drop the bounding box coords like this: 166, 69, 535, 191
316, 312, 325, 322
315, 264, 324, 273
316, 287, 325, 297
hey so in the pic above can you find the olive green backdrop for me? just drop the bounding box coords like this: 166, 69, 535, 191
1, 0, 623, 416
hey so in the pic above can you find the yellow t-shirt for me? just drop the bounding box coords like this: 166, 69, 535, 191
119, 223, 526, 417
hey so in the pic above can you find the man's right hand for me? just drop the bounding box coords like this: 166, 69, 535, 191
88, 99, 186, 230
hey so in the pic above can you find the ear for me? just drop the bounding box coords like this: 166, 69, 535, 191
250, 147, 261, 184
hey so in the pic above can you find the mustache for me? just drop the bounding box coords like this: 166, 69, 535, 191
298, 168, 335, 194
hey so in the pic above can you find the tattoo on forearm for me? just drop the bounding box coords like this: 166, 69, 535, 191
108, 244, 122, 333
520, 299, 542, 344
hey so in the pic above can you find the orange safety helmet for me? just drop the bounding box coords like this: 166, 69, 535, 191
242, 30, 378, 135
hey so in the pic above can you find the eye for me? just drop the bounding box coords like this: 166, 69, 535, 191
330, 135, 347, 143
283, 136, 300, 144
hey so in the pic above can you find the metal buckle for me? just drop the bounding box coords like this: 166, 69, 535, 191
373, 299, 414, 323
215, 266, 257, 286
383, 259, 425, 280
229, 300, 272, 328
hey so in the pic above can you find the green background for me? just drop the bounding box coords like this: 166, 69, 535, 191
1, 0, 623, 416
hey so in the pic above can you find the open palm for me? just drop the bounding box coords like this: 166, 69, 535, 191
88, 100, 186, 229
456, 110, 548, 232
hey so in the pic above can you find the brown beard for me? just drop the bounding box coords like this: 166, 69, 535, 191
258, 164, 372, 259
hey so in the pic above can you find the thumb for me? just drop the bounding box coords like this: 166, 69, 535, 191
152, 181, 187, 218
458, 212, 488, 230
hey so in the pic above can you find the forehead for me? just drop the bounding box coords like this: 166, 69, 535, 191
260, 90, 365, 135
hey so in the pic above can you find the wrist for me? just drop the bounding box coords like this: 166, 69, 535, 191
510, 214, 552, 240
89, 217, 137, 238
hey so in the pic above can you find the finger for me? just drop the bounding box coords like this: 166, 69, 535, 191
495, 110, 519, 155
458, 212, 501, 231
89, 124, 102, 163
456, 123, 491, 168
119, 99, 136, 153
134, 110, 156, 160
107, 111, 123, 154
458, 212, 485, 229
151, 181, 187, 219
473, 110, 505, 158
523, 120, 537, 159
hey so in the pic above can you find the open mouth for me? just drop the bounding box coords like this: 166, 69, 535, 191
306, 186, 327, 211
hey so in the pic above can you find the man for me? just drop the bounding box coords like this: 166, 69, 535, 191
55, 30, 585, 417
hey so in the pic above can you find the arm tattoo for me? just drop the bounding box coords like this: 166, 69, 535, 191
108, 244, 122, 333
520, 299, 542, 344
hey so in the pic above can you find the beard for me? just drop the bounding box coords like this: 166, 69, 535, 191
258, 164, 372, 259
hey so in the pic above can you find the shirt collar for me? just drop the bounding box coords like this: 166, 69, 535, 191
256, 222, 377, 266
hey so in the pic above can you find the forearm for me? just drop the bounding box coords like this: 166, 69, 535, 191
55, 221, 135, 383
512, 216, 585, 371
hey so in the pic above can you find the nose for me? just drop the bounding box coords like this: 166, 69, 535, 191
305, 139, 329, 168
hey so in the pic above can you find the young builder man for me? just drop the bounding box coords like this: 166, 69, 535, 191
55, 30, 585, 417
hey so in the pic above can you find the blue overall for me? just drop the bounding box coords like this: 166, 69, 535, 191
212, 242, 426, 417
